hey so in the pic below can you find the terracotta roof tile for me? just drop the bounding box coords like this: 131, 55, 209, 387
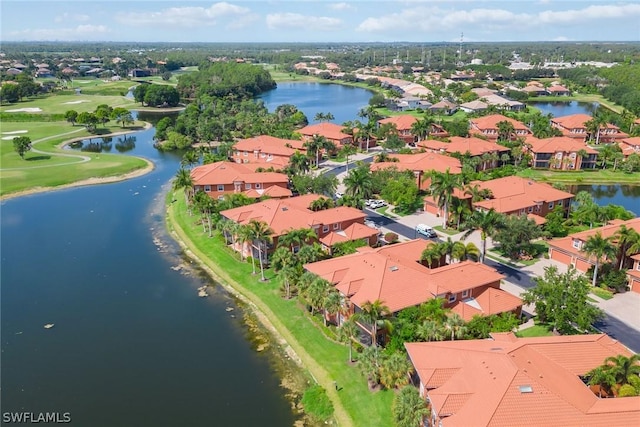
298, 123, 351, 142
525, 135, 598, 154
378, 115, 417, 131
370, 152, 462, 175
419, 136, 509, 157
470, 114, 530, 131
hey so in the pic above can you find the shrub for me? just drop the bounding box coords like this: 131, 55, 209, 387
384, 232, 398, 243
301, 385, 334, 422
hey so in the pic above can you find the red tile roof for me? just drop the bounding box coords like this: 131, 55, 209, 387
190, 161, 289, 187
304, 240, 511, 314
234, 135, 306, 156
378, 115, 417, 131
525, 136, 598, 155
369, 152, 462, 175
620, 137, 640, 157
220, 195, 366, 237
406, 334, 638, 427
319, 222, 378, 246
450, 287, 523, 321
472, 176, 574, 214
470, 114, 531, 132
419, 136, 509, 157
298, 123, 351, 142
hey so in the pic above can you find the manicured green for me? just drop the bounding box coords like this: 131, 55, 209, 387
1, 121, 149, 197
515, 324, 554, 338
433, 225, 459, 236
591, 287, 614, 300
1, 92, 134, 115
517, 168, 640, 184
167, 196, 394, 427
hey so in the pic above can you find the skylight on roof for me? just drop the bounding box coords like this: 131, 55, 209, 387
519, 385, 533, 393
389, 266, 399, 272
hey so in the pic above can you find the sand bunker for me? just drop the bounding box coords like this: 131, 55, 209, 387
62, 100, 89, 105
5, 108, 43, 113
1, 130, 28, 135
2, 136, 21, 140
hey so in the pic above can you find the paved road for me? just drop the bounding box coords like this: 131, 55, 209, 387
365, 209, 640, 352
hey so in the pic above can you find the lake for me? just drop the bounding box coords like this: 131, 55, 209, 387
572, 184, 640, 215
529, 100, 600, 118
1, 126, 297, 426
258, 82, 373, 125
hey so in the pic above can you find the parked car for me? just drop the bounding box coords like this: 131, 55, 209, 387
369, 200, 387, 209
335, 191, 344, 199
416, 224, 437, 238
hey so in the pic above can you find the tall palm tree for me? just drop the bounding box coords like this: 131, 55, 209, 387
247, 219, 274, 281
278, 228, 317, 252
380, 352, 413, 389
337, 318, 359, 363
304, 134, 329, 166
236, 224, 254, 265
585, 114, 606, 145
193, 190, 216, 236
393, 386, 431, 427
343, 163, 374, 200
464, 183, 493, 202
603, 354, 640, 387
451, 241, 480, 263
410, 117, 433, 142
496, 120, 516, 142
582, 232, 617, 287
181, 149, 200, 169
417, 319, 444, 342
444, 313, 467, 341
421, 244, 443, 269
450, 196, 471, 230
342, 144, 358, 173
428, 168, 462, 228
439, 238, 456, 265
613, 225, 640, 270
355, 120, 376, 152
359, 300, 392, 347
172, 168, 194, 213
288, 151, 310, 175
461, 208, 505, 263
323, 289, 342, 327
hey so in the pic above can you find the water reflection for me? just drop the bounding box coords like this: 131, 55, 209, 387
114, 135, 136, 153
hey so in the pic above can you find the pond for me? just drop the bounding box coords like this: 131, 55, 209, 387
570, 184, 640, 215
529, 100, 599, 118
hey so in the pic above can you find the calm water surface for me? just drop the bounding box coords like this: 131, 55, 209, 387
1, 126, 295, 426
258, 82, 373, 124
529, 100, 599, 118
572, 184, 640, 215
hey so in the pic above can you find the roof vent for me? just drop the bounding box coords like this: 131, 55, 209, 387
519, 385, 533, 394
490, 347, 503, 351
389, 266, 399, 272
282, 207, 288, 211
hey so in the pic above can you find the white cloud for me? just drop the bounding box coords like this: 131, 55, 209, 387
115, 2, 251, 27
552, 36, 570, 41
357, 3, 640, 34
9, 25, 110, 41
329, 2, 355, 11
266, 13, 343, 31
54, 13, 90, 23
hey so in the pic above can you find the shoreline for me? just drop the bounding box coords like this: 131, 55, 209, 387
165, 196, 354, 427
1, 122, 155, 201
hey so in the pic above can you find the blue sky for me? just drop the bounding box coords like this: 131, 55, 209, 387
2, 1, 640, 43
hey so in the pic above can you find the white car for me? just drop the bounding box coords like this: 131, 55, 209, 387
416, 224, 437, 238
335, 191, 344, 199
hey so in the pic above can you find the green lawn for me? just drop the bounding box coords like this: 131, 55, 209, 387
167, 196, 394, 427
1, 92, 134, 115
591, 287, 614, 300
516, 324, 554, 338
517, 168, 640, 184
433, 225, 459, 236
1, 120, 149, 197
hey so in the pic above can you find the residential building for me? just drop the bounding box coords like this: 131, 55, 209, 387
620, 137, 640, 158
459, 100, 488, 114
469, 114, 532, 140
232, 135, 306, 170
219, 194, 377, 257
547, 84, 571, 96
426, 176, 574, 224
298, 122, 353, 147
370, 152, 462, 190
377, 115, 449, 144
548, 217, 640, 292
305, 240, 522, 342
429, 100, 458, 116
190, 161, 291, 200
418, 136, 509, 170
405, 333, 639, 427
525, 135, 598, 170
551, 114, 629, 143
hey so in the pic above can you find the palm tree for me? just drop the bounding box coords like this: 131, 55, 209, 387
247, 219, 274, 281
451, 241, 480, 263
343, 163, 374, 200
181, 149, 200, 169
236, 224, 253, 265
583, 232, 617, 287
428, 168, 462, 228
393, 386, 430, 427
417, 319, 444, 342
587, 365, 617, 398
280, 263, 301, 300
342, 144, 358, 173
380, 352, 413, 389
444, 313, 467, 341
323, 289, 342, 326
357, 344, 383, 388
304, 277, 331, 315
585, 114, 606, 145
410, 117, 434, 142
304, 134, 328, 166
421, 244, 443, 269
172, 168, 194, 213
496, 120, 516, 142
288, 151, 310, 175
603, 354, 640, 387
464, 183, 493, 202
278, 228, 317, 252
309, 197, 334, 211
359, 300, 392, 346
461, 208, 505, 263
356, 120, 376, 152
193, 190, 216, 236
450, 196, 471, 230
613, 226, 640, 270
337, 318, 359, 363
439, 238, 457, 265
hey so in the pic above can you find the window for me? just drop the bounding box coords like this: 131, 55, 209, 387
245, 183, 251, 190
548, 202, 554, 209
217, 185, 224, 192
204, 185, 211, 192
323, 225, 329, 233
255, 183, 261, 189
527, 206, 533, 213
243, 151, 248, 156
260, 153, 266, 158
268, 154, 273, 160
462, 290, 469, 298
448, 294, 456, 303
636, 262, 640, 271
557, 200, 563, 207
572, 239, 581, 249
333, 223, 340, 230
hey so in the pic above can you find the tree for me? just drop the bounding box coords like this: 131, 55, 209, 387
380, 352, 413, 389
314, 112, 334, 122
76, 111, 98, 133
355, 120, 375, 152
492, 215, 543, 260
444, 313, 467, 341
357, 344, 383, 388
359, 300, 392, 346
461, 208, 505, 263
411, 116, 434, 142
343, 163, 374, 201
278, 227, 317, 252
304, 134, 330, 166
421, 244, 444, 269
193, 190, 216, 237
496, 120, 516, 141
393, 386, 430, 427
94, 104, 113, 127
428, 169, 462, 228
587, 354, 640, 397
247, 219, 274, 281
585, 114, 606, 144
522, 266, 604, 334
582, 232, 617, 287
341, 144, 358, 173
288, 151, 310, 176
323, 289, 342, 327
337, 318, 359, 363
0, 83, 21, 103
12, 136, 31, 159
111, 107, 134, 128
613, 225, 640, 270
451, 241, 480, 262
309, 196, 335, 211
172, 168, 194, 213
382, 134, 405, 153
64, 110, 78, 126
